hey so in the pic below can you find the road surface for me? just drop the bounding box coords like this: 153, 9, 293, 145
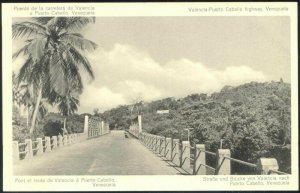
14, 130, 181, 175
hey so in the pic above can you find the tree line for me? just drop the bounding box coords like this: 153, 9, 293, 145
96, 81, 291, 173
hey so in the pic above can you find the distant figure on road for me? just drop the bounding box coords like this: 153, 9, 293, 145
124, 132, 128, 138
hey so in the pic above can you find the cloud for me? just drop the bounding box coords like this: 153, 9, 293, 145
79, 86, 126, 113
78, 44, 267, 113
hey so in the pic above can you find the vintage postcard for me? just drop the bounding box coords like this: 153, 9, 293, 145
2, 2, 298, 191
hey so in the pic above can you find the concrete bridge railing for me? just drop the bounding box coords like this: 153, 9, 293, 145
13, 115, 110, 162
134, 132, 288, 175
13, 133, 87, 162
85, 116, 110, 138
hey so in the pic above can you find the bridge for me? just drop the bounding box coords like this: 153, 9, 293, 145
13, 115, 287, 175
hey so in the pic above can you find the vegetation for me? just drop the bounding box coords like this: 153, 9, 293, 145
12, 17, 97, 134
95, 81, 291, 173
13, 112, 85, 142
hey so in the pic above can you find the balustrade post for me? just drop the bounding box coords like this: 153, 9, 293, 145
192, 142, 197, 174
179, 140, 183, 167
157, 136, 161, 153
99, 125, 101, 136
165, 137, 172, 160
258, 158, 279, 175
149, 135, 152, 147
155, 136, 159, 152
36, 138, 43, 155
75, 134, 78, 142
63, 135, 68, 146
159, 137, 164, 155
195, 144, 206, 175
140, 133, 144, 143
58, 135, 63, 147
150, 134, 154, 149
138, 115, 142, 133
172, 139, 180, 166
84, 115, 89, 139
146, 134, 149, 145
24, 139, 33, 159
216, 149, 231, 175
13, 141, 19, 161
149, 135, 152, 148
145, 134, 148, 145
69, 134, 73, 144
52, 136, 58, 149
68, 134, 71, 144
181, 141, 191, 173
164, 136, 167, 156
153, 136, 156, 150
171, 136, 174, 161
45, 137, 51, 152
101, 121, 104, 136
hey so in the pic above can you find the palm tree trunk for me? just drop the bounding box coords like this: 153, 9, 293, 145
30, 86, 42, 134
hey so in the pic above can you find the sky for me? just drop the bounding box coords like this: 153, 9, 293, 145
13, 17, 291, 113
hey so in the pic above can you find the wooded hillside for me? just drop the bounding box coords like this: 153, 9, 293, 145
98, 80, 291, 173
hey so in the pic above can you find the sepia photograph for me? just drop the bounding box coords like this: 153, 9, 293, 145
2, 2, 298, 191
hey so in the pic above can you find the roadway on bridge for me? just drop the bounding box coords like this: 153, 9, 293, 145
13, 130, 180, 175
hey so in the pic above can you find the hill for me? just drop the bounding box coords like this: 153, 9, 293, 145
97, 81, 291, 173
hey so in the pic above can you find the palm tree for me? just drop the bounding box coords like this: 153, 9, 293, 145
12, 17, 97, 134
13, 78, 49, 128
48, 87, 79, 134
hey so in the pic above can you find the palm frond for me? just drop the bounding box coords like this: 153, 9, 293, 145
13, 44, 30, 59
60, 33, 97, 52
12, 22, 47, 39
27, 37, 48, 62
68, 45, 94, 79
65, 17, 95, 32
17, 58, 33, 84
28, 55, 49, 85
49, 52, 69, 96
59, 48, 84, 93
58, 93, 79, 116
